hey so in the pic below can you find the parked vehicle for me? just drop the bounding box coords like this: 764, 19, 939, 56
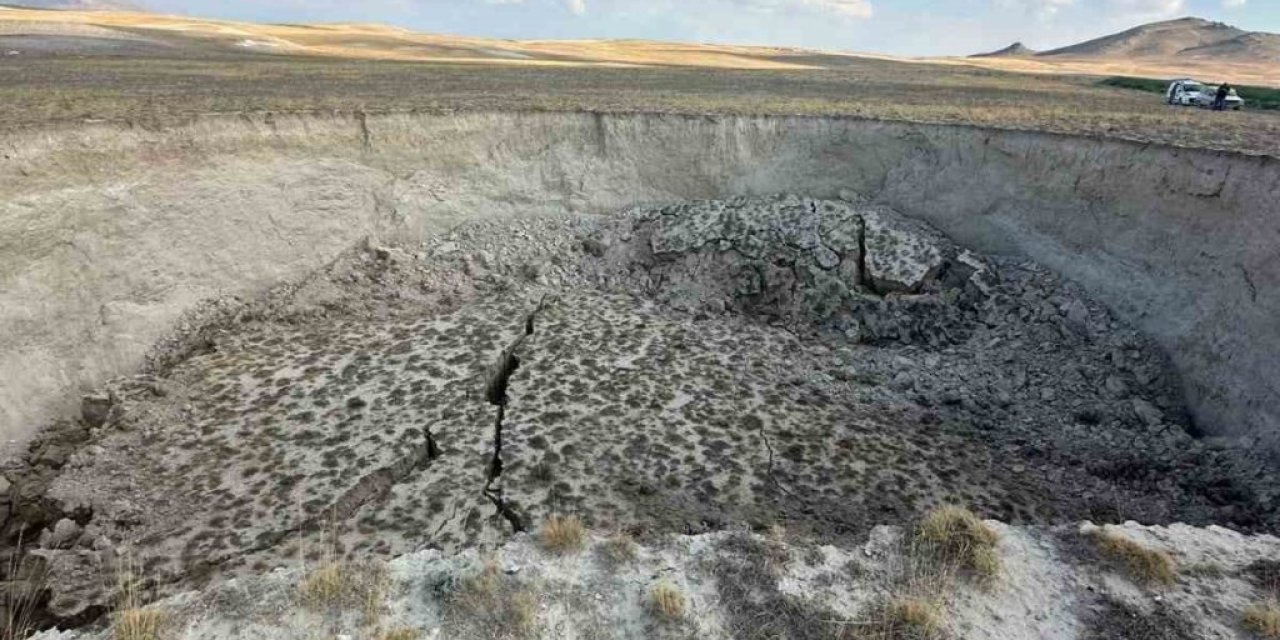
1166, 79, 1244, 110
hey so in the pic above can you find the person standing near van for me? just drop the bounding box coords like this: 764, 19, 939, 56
1214, 83, 1232, 111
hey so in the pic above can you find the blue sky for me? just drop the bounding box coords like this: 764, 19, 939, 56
138, 0, 1278, 56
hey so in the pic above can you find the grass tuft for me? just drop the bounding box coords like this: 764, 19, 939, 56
915, 505, 1001, 582
3, 534, 47, 640
648, 581, 686, 621
445, 560, 538, 639
1091, 531, 1177, 586
596, 532, 638, 568
375, 628, 422, 640
111, 551, 166, 640
540, 515, 586, 554
876, 597, 945, 640
113, 609, 166, 640
1245, 599, 1280, 639
298, 559, 391, 620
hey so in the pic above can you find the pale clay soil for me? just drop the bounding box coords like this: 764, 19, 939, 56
5, 195, 1278, 637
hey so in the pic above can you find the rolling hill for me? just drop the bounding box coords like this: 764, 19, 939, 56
959, 17, 1280, 86
971, 42, 1037, 58
2, 0, 144, 9
1040, 17, 1280, 62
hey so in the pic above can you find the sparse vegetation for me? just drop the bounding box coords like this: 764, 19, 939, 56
1247, 559, 1280, 595
648, 581, 686, 621
860, 597, 946, 640
596, 532, 639, 568
4, 50, 1280, 156
445, 560, 538, 640
1090, 530, 1177, 586
915, 505, 1001, 583
540, 515, 586, 554
2, 534, 47, 640
110, 551, 168, 640
375, 628, 422, 640
113, 609, 166, 640
1245, 599, 1280, 639
710, 533, 857, 639
298, 559, 391, 620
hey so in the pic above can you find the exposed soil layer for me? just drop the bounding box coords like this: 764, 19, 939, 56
3, 197, 1275, 627
4, 112, 1277, 466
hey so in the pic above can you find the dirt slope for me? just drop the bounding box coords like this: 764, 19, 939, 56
1180, 32, 1280, 62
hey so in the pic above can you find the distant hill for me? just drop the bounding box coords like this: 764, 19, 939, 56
971, 42, 1036, 58
2, 0, 145, 10
1039, 17, 1278, 61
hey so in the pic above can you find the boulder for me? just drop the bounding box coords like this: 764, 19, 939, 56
80, 394, 113, 428
861, 207, 950, 294
40, 518, 82, 550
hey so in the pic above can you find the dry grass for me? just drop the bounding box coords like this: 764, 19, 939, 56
648, 581, 686, 621
298, 559, 391, 619
110, 551, 167, 640
1245, 599, 1280, 639
540, 515, 586, 555
113, 609, 166, 640
374, 628, 422, 640
914, 505, 1001, 583
3, 48, 1279, 157
596, 532, 639, 568
2, 534, 47, 640
1091, 531, 1177, 586
861, 597, 946, 640
445, 560, 538, 640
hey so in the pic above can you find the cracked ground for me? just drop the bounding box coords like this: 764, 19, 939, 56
25, 196, 1279, 616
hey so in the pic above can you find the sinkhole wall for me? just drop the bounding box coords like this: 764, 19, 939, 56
1, 111, 1276, 456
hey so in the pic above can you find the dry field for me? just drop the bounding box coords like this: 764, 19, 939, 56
2, 8, 1280, 154
3, 54, 1280, 155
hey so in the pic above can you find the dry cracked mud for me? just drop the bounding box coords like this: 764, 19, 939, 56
4, 195, 1277, 625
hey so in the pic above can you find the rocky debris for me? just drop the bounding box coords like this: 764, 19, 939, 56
584, 196, 991, 346
31, 521, 1280, 640
861, 205, 952, 294
78, 395, 113, 430
38, 519, 81, 550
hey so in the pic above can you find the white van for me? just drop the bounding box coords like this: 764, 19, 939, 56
1167, 79, 1245, 110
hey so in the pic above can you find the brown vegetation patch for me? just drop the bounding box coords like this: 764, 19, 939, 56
1245, 599, 1280, 639
444, 560, 538, 640
1090, 531, 1177, 586
540, 515, 586, 555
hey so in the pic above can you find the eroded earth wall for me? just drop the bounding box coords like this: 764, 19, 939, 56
1, 112, 1276, 455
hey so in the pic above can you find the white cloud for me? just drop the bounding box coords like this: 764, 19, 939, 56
996, 0, 1076, 19
1221, 0, 1246, 7
484, 0, 871, 20
1107, 0, 1186, 18
789, 0, 872, 18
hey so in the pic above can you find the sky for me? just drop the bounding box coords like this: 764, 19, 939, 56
136, 0, 1279, 56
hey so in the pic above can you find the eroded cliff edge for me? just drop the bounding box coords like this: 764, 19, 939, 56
1, 112, 1276, 454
